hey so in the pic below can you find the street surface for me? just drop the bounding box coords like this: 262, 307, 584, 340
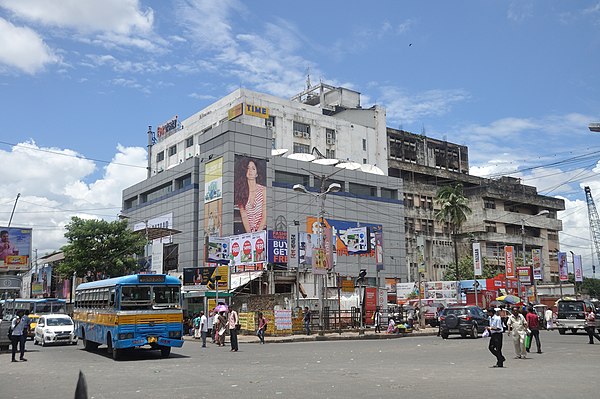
1, 330, 598, 399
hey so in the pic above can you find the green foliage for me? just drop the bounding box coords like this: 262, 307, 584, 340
580, 277, 600, 298
442, 256, 501, 281
57, 217, 146, 278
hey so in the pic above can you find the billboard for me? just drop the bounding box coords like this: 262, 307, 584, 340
472, 242, 482, 276
558, 251, 568, 281
230, 231, 266, 272
346, 227, 370, 253
204, 157, 223, 237
206, 236, 230, 263
305, 217, 382, 257
267, 230, 288, 264
374, 231, 384, 271
0, 227, 32, 271
574, 254, 583, 282
504, 246, 515, 278
287, 226, 299, 268
234, 155, 267, 235
532, 249, 542, 280
183, 266, 229, 290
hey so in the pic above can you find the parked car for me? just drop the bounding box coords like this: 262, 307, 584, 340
33, 314, 78, 346
439, 305, 489, 339
555, 299, 597, 335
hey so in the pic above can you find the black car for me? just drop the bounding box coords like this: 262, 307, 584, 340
439, 305, 489, 339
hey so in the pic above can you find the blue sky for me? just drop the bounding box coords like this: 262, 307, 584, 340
1, 0, 600, 274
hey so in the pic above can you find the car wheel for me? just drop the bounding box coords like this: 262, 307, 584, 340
441, 331, 449, 339
41, 338, 46, 347
558, 329, 566, 335
470, 324, 478, 339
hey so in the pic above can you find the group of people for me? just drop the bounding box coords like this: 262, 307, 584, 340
190, 308, 270, 349
486, 306, 544, 368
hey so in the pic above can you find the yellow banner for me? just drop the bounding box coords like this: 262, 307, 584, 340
244, 104, 269, 119
228, 103, 243, 120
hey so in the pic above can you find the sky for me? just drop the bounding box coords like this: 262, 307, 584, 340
1, 0, 600, 275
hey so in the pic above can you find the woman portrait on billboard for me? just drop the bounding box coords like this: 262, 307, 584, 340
234, 156, 267, 234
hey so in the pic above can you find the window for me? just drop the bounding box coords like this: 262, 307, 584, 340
266, 115, 276, 127
363, 158, 367, 164
293, 121, 310, 137
349, 182, 376, 197
185, 136, 194, 148
326, 149, 336, 158
168, 145, 177, 156
156, 151, 165, 162
485, 221, 497, 233
124, 198, 136, 210
274, 171, 309, 187
143, 183, 173, 203
381, 188, 398, 200
405, 218, 415, 234
293, 143, 310, 153
176, 174, 192, 189
362, 139, 367, 151
404, 193, 414, 208
484, 199, 496, 209
315, 178, 344, 192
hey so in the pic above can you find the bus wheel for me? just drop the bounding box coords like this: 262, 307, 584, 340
82, 331, 98, 351
107, 335, 120, 360
160, 346, 171, 358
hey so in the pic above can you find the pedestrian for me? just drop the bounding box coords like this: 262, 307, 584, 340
486, 308, 505, 368
373, 307, 382, 333
199, 311, 208, 348
303, 306, 311, 335
257, 311, 267, 344
217, 311, 227, 347
525, 306, 542, 353
228, 307, 239, 352
507, 306, 528, 359
193, 313, 201, 339
544, 307, 554, 330
10, 310, 28, 362
584, 308, 600, 344
207, 310, 214, 343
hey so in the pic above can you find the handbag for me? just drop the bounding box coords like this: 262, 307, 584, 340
235, 323, 241, 331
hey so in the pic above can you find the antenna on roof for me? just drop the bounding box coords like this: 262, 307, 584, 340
421, 123, 426, 136
306, 66, 311, 91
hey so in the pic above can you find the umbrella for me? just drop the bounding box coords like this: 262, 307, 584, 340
214, 304, 228, 312
496, 295, 521, 305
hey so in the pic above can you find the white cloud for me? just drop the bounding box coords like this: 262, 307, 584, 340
0, 142, 147, 254
0, 17, 58, 74
0, 0, 153, 35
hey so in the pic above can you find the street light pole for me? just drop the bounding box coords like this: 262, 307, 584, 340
293, 178, 341, 336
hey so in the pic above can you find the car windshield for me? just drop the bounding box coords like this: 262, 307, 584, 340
559, 302, 584, 312
46, 317, 73, 326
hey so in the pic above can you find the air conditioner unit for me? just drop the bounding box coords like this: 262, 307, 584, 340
302, 132, 310, 139
326, 138, 335, 145
266, 121, 273, 128
293, 130, 303, 138
326, 132, 333, 140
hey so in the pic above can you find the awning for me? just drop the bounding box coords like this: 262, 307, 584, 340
230, 271, 265, 291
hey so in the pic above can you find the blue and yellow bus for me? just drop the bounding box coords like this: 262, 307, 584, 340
73, 274, 183, 360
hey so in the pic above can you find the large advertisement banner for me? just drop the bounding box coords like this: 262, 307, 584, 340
204, 157, 223, 203
374, 231, 384, 271
183, 266, 229, 290
472, 242, 482, 276
517, 266, 532, 285
207, 237, 230, 263
299, 233, 319, 268
532, 249, 542, 280
574, 254, 583, 282
305, 217, 382, 258
230, 231, 266, 272
268, 230, 288, 264
0, 227, 32, 271
287, 226, 299, 268
234, 155, 267, 235
558, 251, 568, 282
346, 227, 370, 253
505, 246, 515, 278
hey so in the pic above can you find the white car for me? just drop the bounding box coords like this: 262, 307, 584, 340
34, 314, 78, 346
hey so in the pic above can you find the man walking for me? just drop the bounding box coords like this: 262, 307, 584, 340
228, 308, 239, 352
373, 307, 382, 333
10, 310, 28, 362
585, 309, 600, 344
544, 307, 554, 330
525, 306, 542, 353
486, 308, 505, 368
303, 306, 311, 335
199, 311, 208, 348
507, 306, 528, 359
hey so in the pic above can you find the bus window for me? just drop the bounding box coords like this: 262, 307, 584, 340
152, 287, 181, 309
121, 286, 151, 310
109, 289, 116, 308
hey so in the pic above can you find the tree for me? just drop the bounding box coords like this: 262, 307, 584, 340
442, 256, 501, 281
434, 183, 472, 287
57, 217, 146, 279
581, 277, 600, 298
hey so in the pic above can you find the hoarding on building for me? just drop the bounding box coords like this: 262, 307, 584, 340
558, 251, 568, 281
234, 155, 267, 235
505, 246, 515, 278
230, 231, 266, 272
472, 242, 482, 276
305, 217, 382, 258
183, 266, 229, 290
0, 227, 32, 271
267, 230, 288, 264
532, 248, 542, 280
574, 254, 583, 282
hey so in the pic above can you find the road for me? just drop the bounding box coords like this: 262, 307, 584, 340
1, 330, 598, 399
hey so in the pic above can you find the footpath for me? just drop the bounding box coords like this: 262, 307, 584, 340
184, 327, 438, 345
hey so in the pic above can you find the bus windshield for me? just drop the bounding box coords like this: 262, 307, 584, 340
35, 302, 66, 314
120, 286, 180, 310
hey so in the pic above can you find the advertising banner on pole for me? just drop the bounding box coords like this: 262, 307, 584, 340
574, 254, 583, 282
375, 231, 384, 271
531, 249, 542, 280
517, 266, 532, 285
558, 251, 568, 281
505, 246, 515, 278
346, 227, 370, 253
287, 226, 299, 268
472, 242, 482, 276
267, 230, 288, 264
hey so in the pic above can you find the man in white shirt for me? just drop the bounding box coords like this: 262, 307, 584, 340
486, 308, 505, 368
10, 310, 29, 362
200, 311, 208, 348
228, 308, 239, 352
544, 308, 554, 330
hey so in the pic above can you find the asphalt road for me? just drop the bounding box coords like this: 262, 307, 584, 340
1, 330, 598, 399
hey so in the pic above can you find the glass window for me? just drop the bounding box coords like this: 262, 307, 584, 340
185, 136, 193, 148
293, 121, 310, 135
156, 151, 165, 162
293, 143, 310, 153
274, 171, 309, 187
381, 188, 398, 200
121, 286, 152, 310
176, 174, 192, 189
168, 145, 177, 156
153, 286, 181, 309
362, 139, 367, 151
47, 317, 73, 326
349, 182, 376, 197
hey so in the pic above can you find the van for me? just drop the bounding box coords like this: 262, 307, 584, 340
555, 299, 597, 335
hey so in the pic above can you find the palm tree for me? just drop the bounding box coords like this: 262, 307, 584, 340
434, 183, 472, 295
